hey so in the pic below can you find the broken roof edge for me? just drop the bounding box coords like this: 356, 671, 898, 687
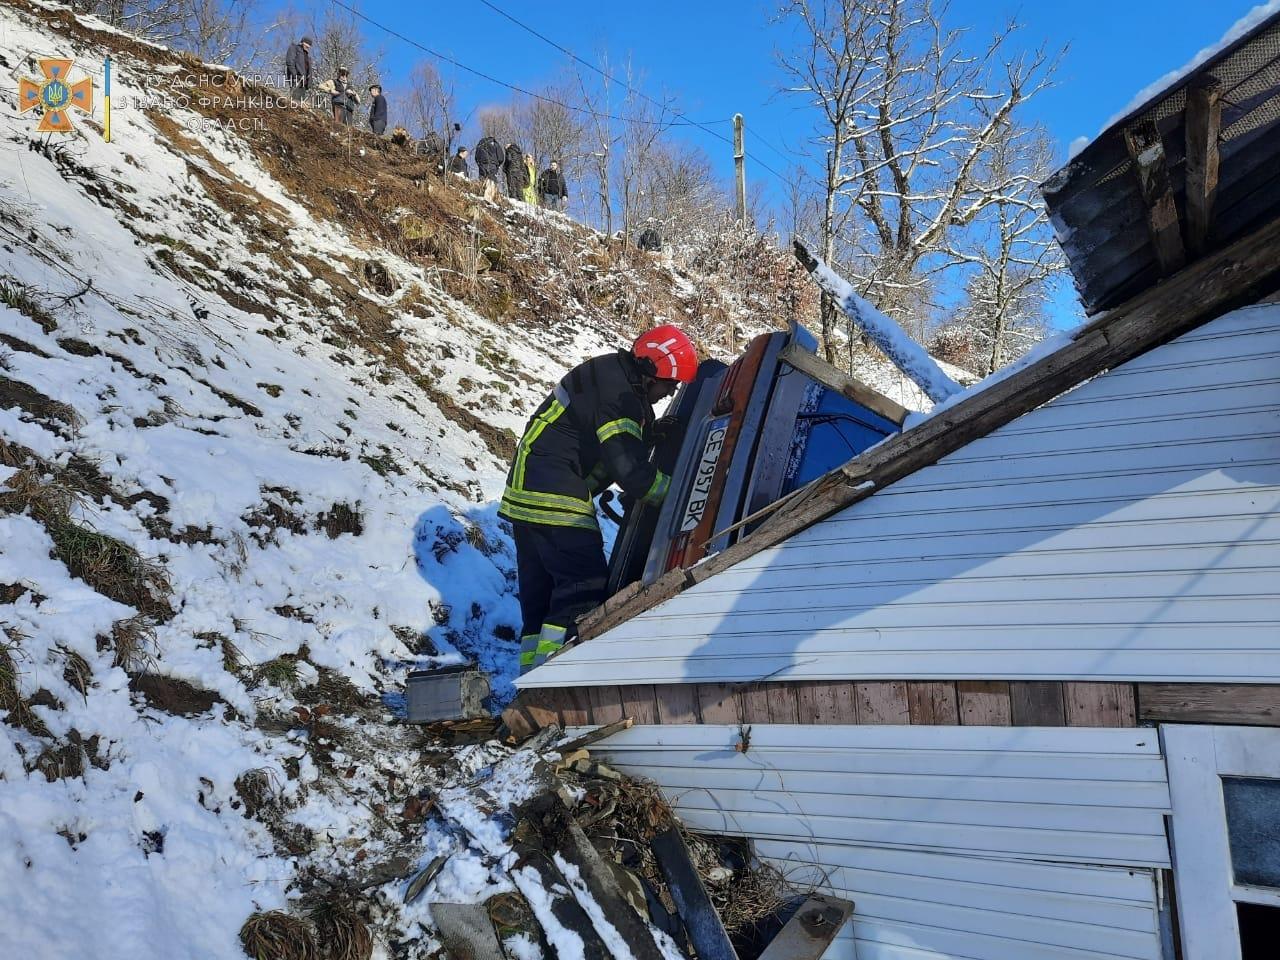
1043, 3, 1280, 194
530, 204, 1280, 671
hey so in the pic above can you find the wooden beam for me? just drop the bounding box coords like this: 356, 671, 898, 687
1124, 119, 1187, 275
1184, 77, 1223, 259
1139, 684, 1280, 726
907, 681, 959, 725
779, 342, 909, 425
651, 827, 738, 960
573, 205, 1280, 642
756, 895, 854, 960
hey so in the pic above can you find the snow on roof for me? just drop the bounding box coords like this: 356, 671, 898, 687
1068, 0, 1280, 158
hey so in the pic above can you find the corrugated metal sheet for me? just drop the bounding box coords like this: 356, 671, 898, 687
594, 724, 1169, 960
524, 306, 1280, 689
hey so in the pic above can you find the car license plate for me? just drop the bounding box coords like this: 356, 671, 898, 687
679, 416, 730, 533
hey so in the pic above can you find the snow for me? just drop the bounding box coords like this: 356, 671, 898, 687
805, 251, 963, 404
1097, 1, 1280, 139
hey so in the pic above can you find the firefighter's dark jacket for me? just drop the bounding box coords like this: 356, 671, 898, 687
499, 350, 670, 530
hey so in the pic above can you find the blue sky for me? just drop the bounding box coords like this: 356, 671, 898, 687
344, 0, 1261, 194
317, 0, 1267, 326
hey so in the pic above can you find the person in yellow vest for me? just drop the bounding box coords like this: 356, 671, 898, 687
501, 325, 699, 673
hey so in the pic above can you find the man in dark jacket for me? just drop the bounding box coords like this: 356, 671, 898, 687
500, 324, 699, 674
446, 147, 469, 177
537, 161, 568, 210
368, 84, 387, 136
504, 143, 528, 200
474, 136, 503, 184
285, 37, 312, 91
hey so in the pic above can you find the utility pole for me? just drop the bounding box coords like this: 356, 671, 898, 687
733, 113, 746, 224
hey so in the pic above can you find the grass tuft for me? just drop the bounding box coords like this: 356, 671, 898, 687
0, 466, 173, 622
0, 278, 56, 333
238, 911, 317, 960
257, 656, 299, 689
308, 899, 372, 960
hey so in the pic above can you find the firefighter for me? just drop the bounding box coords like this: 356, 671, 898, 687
501, 324, 699, 674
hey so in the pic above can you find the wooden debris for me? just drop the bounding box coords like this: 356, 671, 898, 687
756, 895, 854, 960
431, 901, 507, 960
555, 717, 634, 754
555, 819, 669, 960
652, 826, 737, 960
510, 831, 611, 960
779, 342, 908, 424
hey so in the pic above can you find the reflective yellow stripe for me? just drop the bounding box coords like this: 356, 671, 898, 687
514, 399, 566, 490
498, 501, 599, 530
596, 418, 642, 443
519, 649, 537, 666
535, 638, 564, 656
502, 486, 596, 515
642, 471, 670, 504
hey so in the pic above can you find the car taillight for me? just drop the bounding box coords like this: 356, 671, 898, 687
713, 359, 744, 415
665, 534, 689, 572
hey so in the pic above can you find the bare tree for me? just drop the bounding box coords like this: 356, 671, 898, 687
405, 60, 457, 143
515, 79, 586, 174
477, 105, 520, 147
306, 3, 382, 95
779, 0, 1059, 360
574, 57, 617, 234
174, 0, 271, 66
615, 60, 676, 246
930, 123, 1065, 374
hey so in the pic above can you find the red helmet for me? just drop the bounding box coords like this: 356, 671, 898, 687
632, 324, 697, 383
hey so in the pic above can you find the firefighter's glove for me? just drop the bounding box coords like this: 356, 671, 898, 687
651, 415, 680, 445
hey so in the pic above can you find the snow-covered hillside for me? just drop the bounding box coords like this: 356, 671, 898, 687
0, 2, 951, 957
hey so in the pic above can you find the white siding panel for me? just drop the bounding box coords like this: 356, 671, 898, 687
593, 725, 1166, 960
523, 305, 1280, 689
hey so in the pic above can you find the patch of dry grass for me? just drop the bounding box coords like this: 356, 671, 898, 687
308, 899, 372, 960
0, 466, 173, 623
239, 911, 317, 960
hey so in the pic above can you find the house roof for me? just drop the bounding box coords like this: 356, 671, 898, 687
536, 12, 1280, 662
1044, 6, 1280, 314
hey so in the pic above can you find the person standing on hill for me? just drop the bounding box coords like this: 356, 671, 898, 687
475, 136, 503, 185
538, 161, 568, 211
284, 37, 312, 92
447, 147, 470, 177
504, 143, 528, 200
331, 68, 352, 124
368, 84, 387, 136
522, 154, 539, 206
500, 325, 699, 674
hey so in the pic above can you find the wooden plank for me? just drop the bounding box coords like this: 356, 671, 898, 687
957, 681, 1012, 726
1064, 682, 1137, 727
618, 685, 659, 725
1124, 119, 1187, 275
560, 687, 594, 728
736, 684, 773, 724
907, 681, 960, 725
1139, 684, 1280, 726
574, 203, 1280, 643
795, 681, 859, 724
510, 841, 610, 960
780, 342, 908, 425
557, 821, 668, 960
654, 684, 699, 724
855, 681, 910, 724
557, 718, 634, 755
1009, 682, 1066, 726
755, 895, 854, 960
696, 683, 741, 724
501, 688, 562, 740
588, 685, 624, 726
1185, 76, 1223, 258
651, 827, 738, 960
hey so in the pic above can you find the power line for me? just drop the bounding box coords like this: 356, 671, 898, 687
471, 0, 793, 183
323, 0, 718, 129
